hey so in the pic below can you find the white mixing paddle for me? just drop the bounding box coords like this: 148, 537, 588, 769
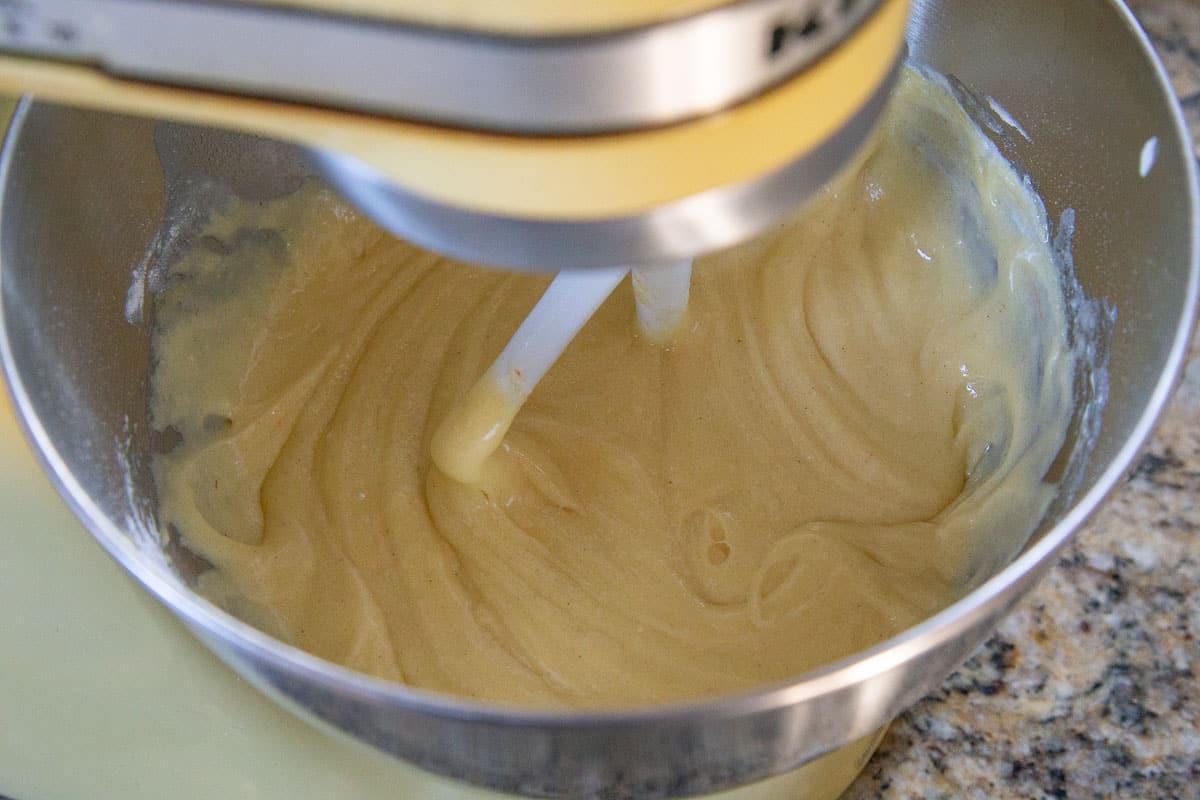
431, 260, 692, 484
632, 259, 692, 345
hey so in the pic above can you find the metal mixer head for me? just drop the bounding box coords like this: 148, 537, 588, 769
0, 0, 908, 270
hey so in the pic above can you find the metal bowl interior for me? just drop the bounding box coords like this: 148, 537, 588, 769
0, 0, 1196, 798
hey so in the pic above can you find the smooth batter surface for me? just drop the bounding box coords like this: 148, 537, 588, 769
150, 70, 1075, 708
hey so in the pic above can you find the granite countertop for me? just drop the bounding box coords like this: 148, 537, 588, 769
845, 2, 1200, 796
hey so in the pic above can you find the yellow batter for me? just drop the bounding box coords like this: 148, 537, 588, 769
150, 70, 1074, 708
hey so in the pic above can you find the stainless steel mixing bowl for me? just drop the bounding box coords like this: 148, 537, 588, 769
1, 1, 1196, 798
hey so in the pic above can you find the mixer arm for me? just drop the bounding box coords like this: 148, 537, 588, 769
0, 0, 910, 269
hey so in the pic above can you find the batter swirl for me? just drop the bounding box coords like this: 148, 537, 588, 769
151, 70, 1075, 708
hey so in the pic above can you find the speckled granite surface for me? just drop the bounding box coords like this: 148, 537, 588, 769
843, 2, 1200, 797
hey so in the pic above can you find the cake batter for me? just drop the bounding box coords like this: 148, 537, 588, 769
150, 70, 1075, 708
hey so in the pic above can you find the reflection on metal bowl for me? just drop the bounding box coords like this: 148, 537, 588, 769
0, 0, 1196, 797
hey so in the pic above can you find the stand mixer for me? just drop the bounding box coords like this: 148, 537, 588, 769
0, 0, 908, 270
3, 2, 1196, 800
0, 2, 910, 796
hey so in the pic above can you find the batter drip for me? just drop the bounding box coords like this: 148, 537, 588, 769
151, 70, 1075, 708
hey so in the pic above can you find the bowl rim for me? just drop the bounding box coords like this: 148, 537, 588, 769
1, 0, 1197, 731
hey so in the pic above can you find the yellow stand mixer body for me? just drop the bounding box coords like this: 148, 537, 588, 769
0, 0, 908, 268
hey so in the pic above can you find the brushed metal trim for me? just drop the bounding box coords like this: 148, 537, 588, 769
0, 0, 883, 134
